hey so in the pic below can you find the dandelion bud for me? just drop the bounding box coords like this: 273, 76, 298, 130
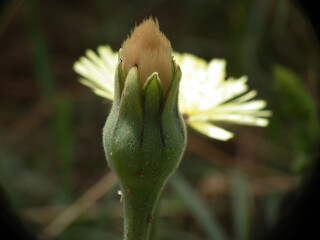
103, 18, 186, 240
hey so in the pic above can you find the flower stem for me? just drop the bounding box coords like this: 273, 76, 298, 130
122, 183, 162, 240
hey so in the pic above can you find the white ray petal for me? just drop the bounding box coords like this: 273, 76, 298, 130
73, 46, 118, 101
207, 114, 269, 126
213, 100, 267, 113
208, 59, 226, 86
188, 122, 234, 141
79, 78, 113, 99
226, 90, 258, 104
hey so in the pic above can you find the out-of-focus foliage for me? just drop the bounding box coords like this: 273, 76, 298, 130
270, 65, 319, 174
0, 0, 319, 239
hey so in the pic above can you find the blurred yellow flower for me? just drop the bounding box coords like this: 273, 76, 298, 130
74, 46, 271, 141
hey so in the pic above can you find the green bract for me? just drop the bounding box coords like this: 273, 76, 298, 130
103, 51, 186, 240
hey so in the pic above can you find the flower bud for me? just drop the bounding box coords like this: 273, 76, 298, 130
103, 18, 186, 240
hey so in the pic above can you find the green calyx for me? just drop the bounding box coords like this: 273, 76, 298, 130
103, 56, 186, 240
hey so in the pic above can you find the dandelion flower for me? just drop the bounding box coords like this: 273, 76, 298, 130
74, 45, 272, 141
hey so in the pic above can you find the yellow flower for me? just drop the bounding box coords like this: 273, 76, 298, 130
74, 46, 272, 141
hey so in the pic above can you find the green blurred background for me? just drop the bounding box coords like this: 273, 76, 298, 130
0, 0, 319, 239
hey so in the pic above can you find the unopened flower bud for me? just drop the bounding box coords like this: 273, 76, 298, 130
103, 18, 186, 240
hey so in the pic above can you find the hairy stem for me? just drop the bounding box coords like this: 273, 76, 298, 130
122, 184, 162, 240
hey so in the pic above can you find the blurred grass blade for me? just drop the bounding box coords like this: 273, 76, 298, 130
42, 172, 117, 239
24, 0, 55, 101
53, 95, 74, 202
94, 184, 122, 239
25, 0, 75, 203
0, 0, 23, 40
263, 194, 282, 228
231, 173, 250, 240
171, 171, 229, 240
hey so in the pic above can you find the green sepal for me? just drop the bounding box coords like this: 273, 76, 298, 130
142, 73, 164, 101
113, 56, 125, 106
161, 65, 186, 147
104, 66, 143, 174
117, 66, 143, 131
143, 74, 162, 147
103, 61, 125, 153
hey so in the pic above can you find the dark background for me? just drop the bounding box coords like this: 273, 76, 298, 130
0, 0, 319, 239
